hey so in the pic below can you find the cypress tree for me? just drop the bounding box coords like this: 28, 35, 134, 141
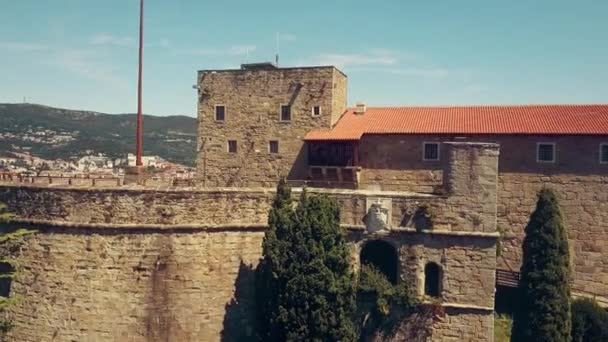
256, 183, 357, 341
511, 188, 571, 342
255, 178, 293, 341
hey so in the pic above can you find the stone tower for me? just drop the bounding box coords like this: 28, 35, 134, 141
196, 63, 347, 187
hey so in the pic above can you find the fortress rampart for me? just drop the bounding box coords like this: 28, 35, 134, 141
0, 142, 499, 341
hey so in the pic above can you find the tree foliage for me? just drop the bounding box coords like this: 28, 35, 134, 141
571, 297, 608, 342
256, 180, 357, 341
511, 188, 571, 342
357, 264, 418, 339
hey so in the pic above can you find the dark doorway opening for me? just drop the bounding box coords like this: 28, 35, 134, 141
0, 262, 14, 297
424, 263, 442, 297
360, 240, 398, 284
495, 285, 519, 315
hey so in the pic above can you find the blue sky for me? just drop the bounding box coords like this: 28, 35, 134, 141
1, 0, 607, 116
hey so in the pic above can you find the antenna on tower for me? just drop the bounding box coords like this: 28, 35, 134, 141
275, 32, 280, 67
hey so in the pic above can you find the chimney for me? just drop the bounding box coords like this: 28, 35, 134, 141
355, 102, 366, 114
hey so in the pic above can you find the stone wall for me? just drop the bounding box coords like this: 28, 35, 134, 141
0, 142, 500, 341
6, 227, 264, 342
358, 135, 444, 193
349, 232, 496, 309
196, 66, 347, 187
353, 133, 608, 304
497, 173, 608, 304
0, 186, 274, 226
429, 307, 494, 342
331, 68, 348, 126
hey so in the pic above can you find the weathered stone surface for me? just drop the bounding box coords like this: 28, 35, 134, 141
7, 229, 264, 342
351, 133, 608, 305
196, 66, 347, 187
0, 142, 497, 341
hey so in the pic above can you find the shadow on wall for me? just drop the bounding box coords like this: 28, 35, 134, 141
221, 261, 257, 342
287, 143, 309, 182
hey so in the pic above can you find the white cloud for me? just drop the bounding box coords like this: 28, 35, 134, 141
378, 67, 451, 78
47, 49, 128, 89
297, 49, 473, 81
278, 33, 296, 42
90, 34, 134, 47
0, 42, 49, 51
311, 49, 400, 68
182, 44, 256, 56
159, 38, 170, 49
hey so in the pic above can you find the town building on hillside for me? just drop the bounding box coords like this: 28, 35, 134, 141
126, 153, 164, 168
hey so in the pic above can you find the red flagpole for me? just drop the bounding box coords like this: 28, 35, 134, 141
135, 0, 144, 167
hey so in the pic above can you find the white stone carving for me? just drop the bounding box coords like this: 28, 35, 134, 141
364, 197, 392, 233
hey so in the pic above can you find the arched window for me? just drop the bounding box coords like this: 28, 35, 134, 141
360, 240, 398, 284
424, 262, 442, 298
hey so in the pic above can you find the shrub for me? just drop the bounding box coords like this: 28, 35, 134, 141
571, 297, 608, 342
357, 264, 418, 339
494, 314, 512, 342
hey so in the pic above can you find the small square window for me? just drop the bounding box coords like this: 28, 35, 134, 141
227, 140, 237, 153
280, 105, 291, 121
269, 140, 279, 154
423, 142, 440, 161
537, 143, 555, 163
215, 105, 225, 121
600, 144, 608, 164
312, 106, 321, 116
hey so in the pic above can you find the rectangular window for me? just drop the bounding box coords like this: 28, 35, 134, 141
537, 143, 555, 163
312, 106, 321, 116
269, 140, 279, 154
215, 105, 225, 121
280, 105, 291, 121
600, 144, 608, 164
227, 140, 237, 153
423, 142, 440, 161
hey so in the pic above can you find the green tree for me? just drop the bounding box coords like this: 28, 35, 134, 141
256, 181, 357, 341
511, 188, 571, 342
255, 178, 294, 340
571, 297, 608, 342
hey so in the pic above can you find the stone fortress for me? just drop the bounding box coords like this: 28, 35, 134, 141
0, 63, 606, 341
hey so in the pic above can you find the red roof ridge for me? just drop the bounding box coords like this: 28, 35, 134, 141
304, 103, 608, 141
346, 103, 608, 110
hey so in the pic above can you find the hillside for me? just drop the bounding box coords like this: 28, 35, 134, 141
0, 103, 197, 166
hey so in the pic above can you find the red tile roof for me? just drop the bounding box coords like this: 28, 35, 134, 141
304, 104, 608, 141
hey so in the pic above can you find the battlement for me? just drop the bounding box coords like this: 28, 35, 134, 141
0, 173, 196, 189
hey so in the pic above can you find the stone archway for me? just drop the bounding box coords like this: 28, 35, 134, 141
360, 240, 399, 284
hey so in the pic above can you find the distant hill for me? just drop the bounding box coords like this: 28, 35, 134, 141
0, 103, 197, 166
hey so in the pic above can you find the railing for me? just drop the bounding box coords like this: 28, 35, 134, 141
307, 165, 361, 185
496, 269, 520, 288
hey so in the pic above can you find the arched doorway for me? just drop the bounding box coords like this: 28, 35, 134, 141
360, 240, 398, 284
